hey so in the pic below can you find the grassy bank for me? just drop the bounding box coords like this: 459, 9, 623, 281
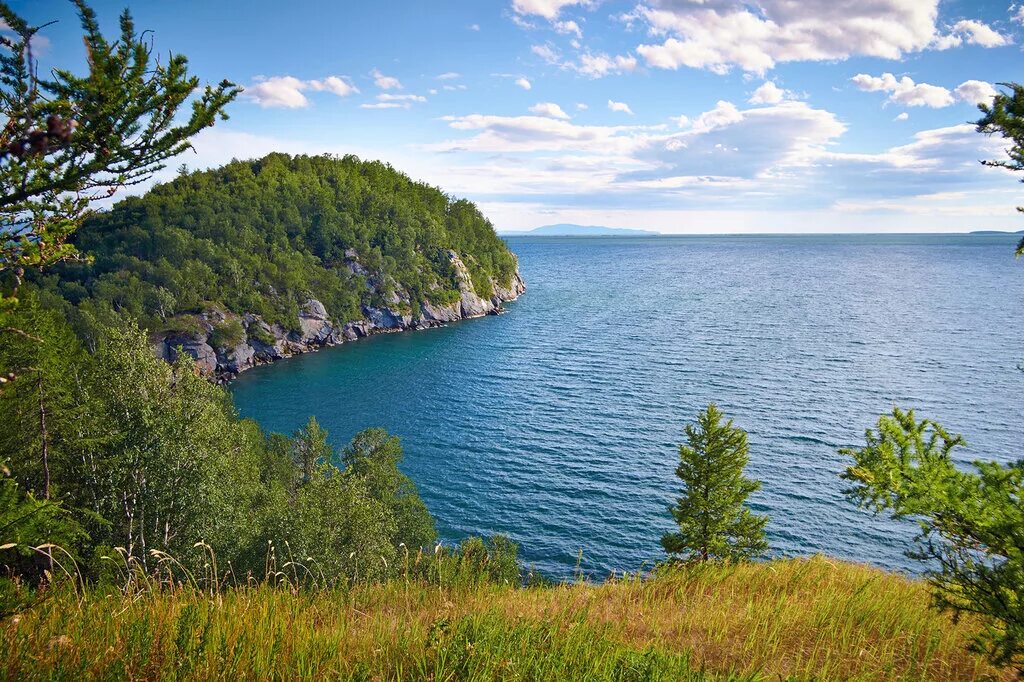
0, 556, 1009, 681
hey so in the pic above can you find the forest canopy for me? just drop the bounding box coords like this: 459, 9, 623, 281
32, 153, 518, 332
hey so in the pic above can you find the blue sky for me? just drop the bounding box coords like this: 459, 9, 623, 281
14, 0, 1024, 233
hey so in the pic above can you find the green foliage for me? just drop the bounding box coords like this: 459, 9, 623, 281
0, 0, 238, 316
975, 82, 1024, 256
0, 460, 87, 585
841, 407, 1024, 673
342, 428, 437, 553
0, 303, 444, 587
662, 404, 769, 563
34, 153, 518, 331
208, 318, 245, 349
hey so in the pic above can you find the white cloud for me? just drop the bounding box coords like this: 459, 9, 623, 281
608, 100, 634, 115
244, 75, 358, 108
371, 68, 402, 90
851, 73, 954, 108
673, 115, 689, 128
748, 82, 786, 105
360, 102, 407, 110
1014, 5, 1024, 24
431, 114, 645, 154
529, 102, 572, 119
571, 52, 638, 78
631, 0, 962, 75
531, 44, 561, 63
469, 23, 481, 31
515, 77, 533, 90
954, 79, 998, 105
437, 72, 461, 80
933, 20, 1011, 49
894, 112, 909, 121
377, 93, 427, 104
554, 19, 582, 37
309, 76, 359, 97
576, 102, 589, 110
512, 0, 591, 20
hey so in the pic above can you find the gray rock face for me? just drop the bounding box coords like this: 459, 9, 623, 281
163, 333, 217, 375
152, 249, 525, 380
420, 299, 462, 323
298, 299, 334, 344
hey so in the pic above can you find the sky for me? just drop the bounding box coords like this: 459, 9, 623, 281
12, 0, 1024, 233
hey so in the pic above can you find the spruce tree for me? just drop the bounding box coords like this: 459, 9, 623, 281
662, 404, 769, 562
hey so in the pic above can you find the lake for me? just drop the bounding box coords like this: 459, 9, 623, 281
231, 234, 1024, 578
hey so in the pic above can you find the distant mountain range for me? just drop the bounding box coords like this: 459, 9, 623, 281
500, 223, 660, 237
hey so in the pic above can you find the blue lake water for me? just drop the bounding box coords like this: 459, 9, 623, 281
231, 234, 1024, 578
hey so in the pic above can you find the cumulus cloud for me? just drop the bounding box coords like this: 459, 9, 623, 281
425, 96, 1008, 221
576, 102, 589, 110
933, 20, 1011, 49
430, 114, 644, 153
529, 102, 572, 119
571, 52, 638, 78
1014, 5, 1024, 24
554, 19, 582, 37
630, 0, 998, 75
531, 44, 561, 63
850, 73, 954, 108
954, 79, 998, 105
515, 77, 533, 90
468, 23, 481, 31
628, 101, 845, 182
894, 112, 909, 121
371, 68, 402, 90
244, 75, 359, 108
748, 82, 788, 105
512, 0, 590, 20
608, 100, 634, 115
437, 72, 461, 80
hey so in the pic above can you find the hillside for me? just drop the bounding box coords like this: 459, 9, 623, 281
35, 153, 524, 378
1, 557, 1006, 681
502, 223, 660, 237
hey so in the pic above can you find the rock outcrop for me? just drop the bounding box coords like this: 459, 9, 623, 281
155, 251, 525, 382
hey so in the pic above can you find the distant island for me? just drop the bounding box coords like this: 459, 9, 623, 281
969, 229, 1024, 235
501, 223, 660, 237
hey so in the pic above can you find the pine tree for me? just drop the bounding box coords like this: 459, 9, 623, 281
662, 404, 769, 562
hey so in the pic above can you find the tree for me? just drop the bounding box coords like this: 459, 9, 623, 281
975, 82, 1024, 256
0, 0, 239, 314
291, 416, 331, 488
662, 404, 768, 562
841, 408, 1023, 673
342, 428, 437, 552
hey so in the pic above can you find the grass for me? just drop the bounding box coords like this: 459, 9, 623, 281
0, 555, 1011, 681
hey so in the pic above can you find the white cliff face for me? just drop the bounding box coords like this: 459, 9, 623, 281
156, 249, 525, 381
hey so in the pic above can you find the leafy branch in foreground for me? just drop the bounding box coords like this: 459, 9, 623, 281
0, 0, 239, 314
841, 407, 1024, 674
975, 82, 1024, 256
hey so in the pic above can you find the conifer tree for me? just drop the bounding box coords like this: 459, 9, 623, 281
975, 82, 1024, 255
662, 404, 769, 562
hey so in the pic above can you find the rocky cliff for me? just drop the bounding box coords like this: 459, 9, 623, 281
153, 249, 525, 382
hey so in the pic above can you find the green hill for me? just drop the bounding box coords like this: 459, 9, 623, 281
35, 153, 524, 377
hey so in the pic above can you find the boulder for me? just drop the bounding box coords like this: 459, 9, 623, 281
219, 342, 255, 374
163, 333, 217, 375
298, 298, 334, 344
420, 299, 462, 323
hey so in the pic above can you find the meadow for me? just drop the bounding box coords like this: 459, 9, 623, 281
0, 555, 1009, 681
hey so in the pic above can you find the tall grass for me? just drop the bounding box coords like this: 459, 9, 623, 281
0, 555, 1010, 681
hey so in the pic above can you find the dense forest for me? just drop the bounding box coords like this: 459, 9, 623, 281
31, 153, 520, 338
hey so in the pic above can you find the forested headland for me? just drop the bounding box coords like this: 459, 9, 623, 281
28, 153, 524, 379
